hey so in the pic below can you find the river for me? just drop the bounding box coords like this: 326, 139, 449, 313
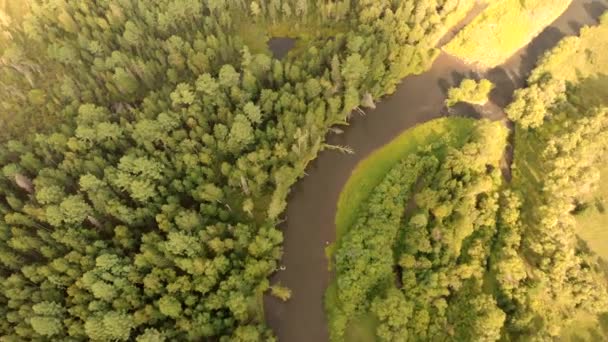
264, 1, 608, 341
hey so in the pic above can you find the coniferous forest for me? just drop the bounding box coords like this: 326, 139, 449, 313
1, 1, 608, 342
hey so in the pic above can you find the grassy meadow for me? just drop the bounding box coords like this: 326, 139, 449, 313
444, 0, 573, 68
575, 165, 608, 260
529, 13, 608, 83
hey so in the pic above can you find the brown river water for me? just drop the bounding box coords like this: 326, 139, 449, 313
264, 1, 608, 341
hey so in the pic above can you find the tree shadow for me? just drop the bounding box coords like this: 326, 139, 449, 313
516, 27, 566, 81
585, 0, 608, 22
447, 102, 481, 119
486, 67, 518, 108
502, 119, 515, 182
567, 73, 608, 109
568, 20, 584, 33
437, 78, 452, 96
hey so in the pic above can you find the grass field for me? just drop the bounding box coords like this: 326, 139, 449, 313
529, 13, 608, 83
443, 0, 573, 68
575, 165, 608, 260
0, 0, 30, 50
0, 0, 30, 24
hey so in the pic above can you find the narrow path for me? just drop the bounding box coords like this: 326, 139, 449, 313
264, 1, 608, 341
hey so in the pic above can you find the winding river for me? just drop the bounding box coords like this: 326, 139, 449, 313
264, 1, 608, 341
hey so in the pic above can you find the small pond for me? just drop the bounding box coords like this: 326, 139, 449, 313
268, 37, 296, 59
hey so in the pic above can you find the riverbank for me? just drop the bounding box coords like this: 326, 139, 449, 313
327, 117, 479, 341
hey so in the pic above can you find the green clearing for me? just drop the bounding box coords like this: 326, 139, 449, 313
344, 314, 378, 342
236, 16, 348, 57
575, 165, 608, 260
444, 0, 573, 68
334, 117, 476, 242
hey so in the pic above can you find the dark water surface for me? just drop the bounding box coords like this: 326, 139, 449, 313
264, 1, 608, 341
268, 37, 297, 59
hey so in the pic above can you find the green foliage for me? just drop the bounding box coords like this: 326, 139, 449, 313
84, 312, 135, 341
506, 76, 565, 128
4, 1, 600, 341
158, 296, 182, 318
136, 329, 166, 342
370, 288, 412, 342
506, 19, 608, 339
446, 283, 505, 342
30, 316, 62, 337
446, 78, 494, 107
528, 14, 608, 84
270, 284, 292, 301
0, 0, 485, 340
328, 119, 509, 341
334, 118, 477, 241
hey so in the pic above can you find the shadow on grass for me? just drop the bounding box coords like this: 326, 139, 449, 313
567, 73, 608, 109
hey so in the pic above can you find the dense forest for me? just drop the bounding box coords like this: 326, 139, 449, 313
0, 0, 487, 340
3, 0, 608, 341
329, 10, 608, 342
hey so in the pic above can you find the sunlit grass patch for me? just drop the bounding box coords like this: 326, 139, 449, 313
444, 0, 573, 68
575, 165, 608, 260
529, 13, 608, 84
